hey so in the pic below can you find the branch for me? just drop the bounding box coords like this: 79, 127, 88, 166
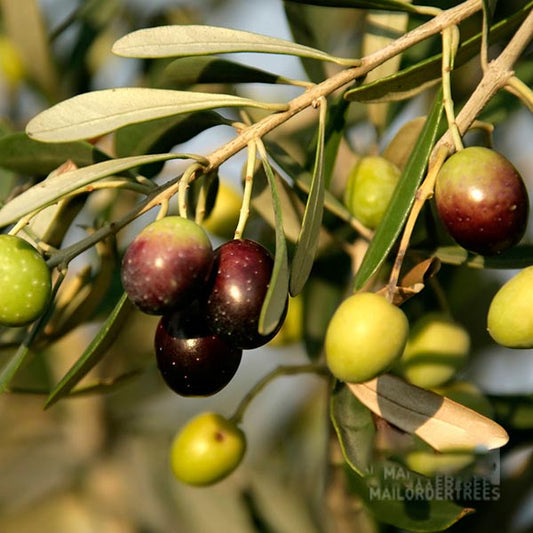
204, 0, 482, 173
433, 7, 533, 158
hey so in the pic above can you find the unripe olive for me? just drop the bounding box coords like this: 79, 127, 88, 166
343, 156, 401, 229
398, 313, 470, 389
325, 292, 409, 383
202, 181, 242, 240
0, 234, 52, 327
268, 294, 303, 347
405, 449, 475, 477
487, 266, 533, 348
170, 412, 246, 486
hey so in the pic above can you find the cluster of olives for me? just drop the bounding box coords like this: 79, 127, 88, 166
121, 216, 287, 398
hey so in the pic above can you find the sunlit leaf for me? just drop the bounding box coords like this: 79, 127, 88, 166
0, 132, 108, 175
45, 292, 133, 408
353, 89, 444, 291
112, 25, 360, 66
289, 99, 326, 296
26, 88, 288, 143
348, 374, 509, 452
257, 152, 290, 336
0, 153, 188, 227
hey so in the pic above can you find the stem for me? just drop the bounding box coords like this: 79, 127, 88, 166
234, 142, 256, 240
441, 25, 464, 152
230, 363, 329, 425
433, 7, 533, 158
505, 75, 533, 112
387, 145, 449, 301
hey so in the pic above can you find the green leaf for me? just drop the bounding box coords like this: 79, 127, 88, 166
163, 56, 291, 86
434, 245, 533, 270
283, 0, 421, 14
330, 382, 376, 476
353, 89, 444, 291
346, 461, 473, 531
45, 292, 133, 408
289, 100, 326, 296
112, 25, 360, 66
0, 132, 108, 175
264, 140, 361, 231
0, 153, 188, 227
345, 4, 531, 103
283, 2, 328, 84
26, 88, 288, 143
257, 152, 290, 336
114, 111, 227, 175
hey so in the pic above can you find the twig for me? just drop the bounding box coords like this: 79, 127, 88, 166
433, 7, 533, 159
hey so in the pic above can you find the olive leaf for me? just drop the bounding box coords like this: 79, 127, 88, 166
283, 0, 421, 13
45, 292, 134, 408
348, 374, 509, 452
353, 89, 444, 291
257, 150, 290, 336
112, 25, 360, 66
0, 153, 189, 227
289, 99, 326, 296
162, 56, 292, 86
0, 132, 108, 175
26, 88, 288, 143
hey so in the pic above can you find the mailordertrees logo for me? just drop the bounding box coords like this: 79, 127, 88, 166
366, 451, 501, 503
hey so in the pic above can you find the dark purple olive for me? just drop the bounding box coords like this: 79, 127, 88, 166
204, 239, 287, 349
155, 303, 242, 397
121, 216, 213, 314
435, 147, 529, 255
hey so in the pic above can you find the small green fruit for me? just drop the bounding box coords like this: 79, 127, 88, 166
0, 235, 52, 327
202, 181, 242, 240
170, 412, 246, 486
399, 313, 470, 388
405, 449, 475, 477
343, 156, 401, 229
325, 292, 409, 383
487, 266, 533, 348
269, 294, 303, 347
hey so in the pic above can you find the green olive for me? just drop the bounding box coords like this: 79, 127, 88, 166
269, 294, 303, 347
343, 156, 401, 229
0, 235, 52, 327
170, 412, 246, 486
325, 292, 409, 383
202, 181, 242, 240
487, 266, 533, 348
398, 313, 470, 388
